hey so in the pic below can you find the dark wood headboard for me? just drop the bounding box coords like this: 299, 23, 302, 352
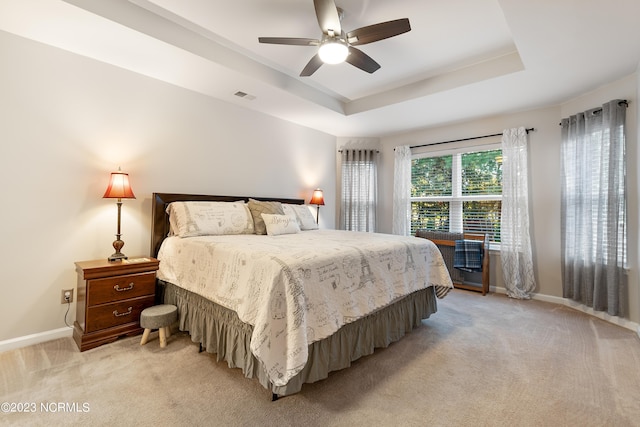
150, 193, 305, 258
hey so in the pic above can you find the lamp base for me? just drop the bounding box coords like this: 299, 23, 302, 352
108, 237, 127, 262
108, 252, 128, 262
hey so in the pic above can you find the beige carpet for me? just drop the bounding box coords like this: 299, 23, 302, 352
2, 290, 639, 427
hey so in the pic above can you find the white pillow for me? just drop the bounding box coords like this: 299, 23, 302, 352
167, 201, 254, 237
261, 213, 301, 236
282, 204, 319, 230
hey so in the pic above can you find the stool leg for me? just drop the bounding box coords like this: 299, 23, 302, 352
165, 325, 171, 338
159, 327, 167, 348
140, 328, 151, 346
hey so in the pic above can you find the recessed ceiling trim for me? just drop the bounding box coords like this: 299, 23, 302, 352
64, 0, 346, 114
60, 0, 524, 119
345, 51, 525, 115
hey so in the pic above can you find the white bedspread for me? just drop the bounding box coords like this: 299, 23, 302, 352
157, 229, 452, 387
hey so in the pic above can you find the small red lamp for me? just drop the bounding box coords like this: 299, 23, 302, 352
309, 188, 325, 224
103, 168, 136, 261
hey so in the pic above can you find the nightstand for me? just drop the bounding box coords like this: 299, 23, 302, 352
73, 257, 160, 351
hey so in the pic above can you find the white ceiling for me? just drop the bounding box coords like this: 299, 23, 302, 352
2, 0, 640, 137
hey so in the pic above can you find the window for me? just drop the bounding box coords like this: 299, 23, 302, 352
410, 146, 502, 242
340, 149, 378, 232
563, 123, 627, 267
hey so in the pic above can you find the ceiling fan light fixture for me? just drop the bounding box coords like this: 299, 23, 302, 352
318, 39, 348, 64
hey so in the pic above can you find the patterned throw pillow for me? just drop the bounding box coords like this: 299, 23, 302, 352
261, 214, 301, 236
247, 199, 285, 235
167, 201, 254, 237
282, 204, 319, 230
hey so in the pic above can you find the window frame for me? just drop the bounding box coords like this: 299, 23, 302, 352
410, 142, 502, 250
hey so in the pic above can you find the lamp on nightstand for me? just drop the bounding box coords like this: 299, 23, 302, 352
310, 188, 325, 224
103, 168, 136, 261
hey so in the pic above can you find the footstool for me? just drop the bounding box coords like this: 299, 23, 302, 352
140, 304, 178, 348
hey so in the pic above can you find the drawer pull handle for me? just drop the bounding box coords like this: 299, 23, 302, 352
113, 307, 133, 317
114, 283, 134, 292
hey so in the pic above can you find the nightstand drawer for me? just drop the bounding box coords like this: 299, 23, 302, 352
85, 295, 155, 333
86, 272, 155, 306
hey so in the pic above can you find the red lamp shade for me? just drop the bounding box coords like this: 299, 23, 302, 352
103, 171, 136, 200
310, 189, 325, 206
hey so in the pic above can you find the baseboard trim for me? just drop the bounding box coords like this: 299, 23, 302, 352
0, 327, 73, 353
491, 286, 640, 336
2, 290, 638, 353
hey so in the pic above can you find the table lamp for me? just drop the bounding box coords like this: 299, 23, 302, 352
103, 168, 136, 261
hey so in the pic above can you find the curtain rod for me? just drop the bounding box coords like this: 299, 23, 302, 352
558, 99, 628, 125
337, 149, 380, 153
409, 128, 535, 150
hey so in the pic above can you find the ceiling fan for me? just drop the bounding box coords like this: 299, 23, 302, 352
258, 0, 411, 77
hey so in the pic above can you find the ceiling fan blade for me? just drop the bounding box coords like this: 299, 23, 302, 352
347, 18, 411, 46
258, 37, 320, 46
300, 54, 324, 76
345, 46, 380, 74
313, 0, 341, 35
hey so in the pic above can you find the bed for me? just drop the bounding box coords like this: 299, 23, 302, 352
150, 193, 453, 398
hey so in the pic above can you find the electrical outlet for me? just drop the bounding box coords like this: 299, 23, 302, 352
61, 289, 74, 304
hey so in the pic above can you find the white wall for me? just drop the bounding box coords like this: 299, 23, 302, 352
378, 74, 639, 325
0, 31, 337, 344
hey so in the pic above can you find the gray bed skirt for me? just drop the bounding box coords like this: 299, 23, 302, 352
159, 280, 438, 396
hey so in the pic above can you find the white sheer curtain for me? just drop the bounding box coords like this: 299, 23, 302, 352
501, 127, 536, 299
340, 149, 378, 232
392, 145, 412, 235
560, 99, 627, 316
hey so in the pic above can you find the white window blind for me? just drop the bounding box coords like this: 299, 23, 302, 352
411, 147, 502, 242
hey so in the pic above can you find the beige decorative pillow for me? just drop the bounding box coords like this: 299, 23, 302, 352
166, 201, 254, 237
261, 214, 301, 236
282, 204, 319, 230
247, 199, 284, 235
